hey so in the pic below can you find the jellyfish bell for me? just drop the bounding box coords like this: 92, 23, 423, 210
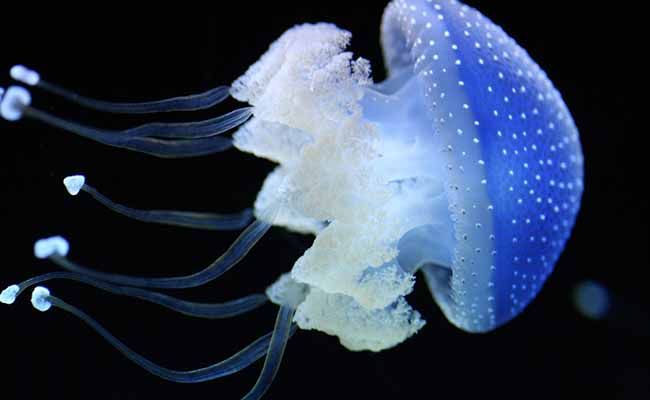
375, 0, 583, 332
1, 0, 583, 397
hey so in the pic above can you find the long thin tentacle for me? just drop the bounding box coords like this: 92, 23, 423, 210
31, 288, 285, 383
242, 305, 295, 400
10, 65, 231, 114
64, 176, 253, 231
37, 81, 230, 113
44, 215, 273, 289
120, 107, 253, 139
24, 106, 233, 158
3, 271, 266, 319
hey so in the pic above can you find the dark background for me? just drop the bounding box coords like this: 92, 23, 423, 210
1, 2, 645, 399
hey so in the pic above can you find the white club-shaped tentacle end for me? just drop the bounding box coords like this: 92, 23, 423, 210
34, 236, 70, 259
63, 175, 86, 196
10, 65, 40, 86
0, 86, 31, 121
0, 285, 20, 305
31, 286, 52, 312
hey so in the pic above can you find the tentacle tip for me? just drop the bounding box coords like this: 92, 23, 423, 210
0, 86, 31, 121
63, 175, 86, 196
31, 286, 52, 312
0, 285, 20, 305
10, 64, 40, 86
34, 236, 70, 259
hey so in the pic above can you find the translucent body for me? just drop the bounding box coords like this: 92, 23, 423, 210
234, 0, 583, 347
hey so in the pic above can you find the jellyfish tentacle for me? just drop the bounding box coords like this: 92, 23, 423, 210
37, 81, 230, 114
0, 86, 30, 121
120, 107, 253, 139
3, 272, 267, 319
64, 175, 253, 231
23, 106, 233, 158
0, 86, 251, 158
11, 65, 230, 114
47, 218, 271, 288
242, 305, 295, 400
29, 286, 292, 383
35, 207, 277, 289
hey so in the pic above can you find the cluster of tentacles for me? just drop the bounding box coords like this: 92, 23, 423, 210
1, 65, 294, 400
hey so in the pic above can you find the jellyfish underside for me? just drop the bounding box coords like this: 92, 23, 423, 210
365, 69, 458, 304
1, 7, 562, 397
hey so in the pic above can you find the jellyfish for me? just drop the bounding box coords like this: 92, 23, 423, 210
1, 0, 583, 398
